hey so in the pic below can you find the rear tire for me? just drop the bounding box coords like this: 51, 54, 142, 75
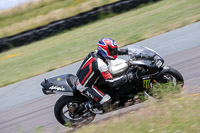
54, 96, 96, 127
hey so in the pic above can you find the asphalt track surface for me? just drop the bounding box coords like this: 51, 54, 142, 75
0, 22, 200, 133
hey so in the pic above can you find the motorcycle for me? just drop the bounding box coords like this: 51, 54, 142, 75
41, 45, 184, 127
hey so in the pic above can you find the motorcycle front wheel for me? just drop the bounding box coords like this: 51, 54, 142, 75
146, 67, 184, 99
159, 67, 184, 86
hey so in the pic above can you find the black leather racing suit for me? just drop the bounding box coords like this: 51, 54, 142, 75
76, 49, 129, 111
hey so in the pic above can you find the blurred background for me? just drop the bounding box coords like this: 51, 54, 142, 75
0, 0, 199, 88
0, 0, 200, 132
0, 0, 33, 10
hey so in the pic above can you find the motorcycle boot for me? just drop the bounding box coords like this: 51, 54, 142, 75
84, 98, 113, 114
101, 98, 112, 113
85, 101, 103, 114
93, 98, 119, 113
86, 99, 112, 114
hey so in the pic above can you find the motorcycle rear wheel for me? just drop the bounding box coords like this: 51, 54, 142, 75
54, 96, 96, 127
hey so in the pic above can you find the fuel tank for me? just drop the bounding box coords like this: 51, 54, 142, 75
108, 58, 128, 77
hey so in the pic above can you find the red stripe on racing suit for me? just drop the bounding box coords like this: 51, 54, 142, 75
81, 58, 95, 85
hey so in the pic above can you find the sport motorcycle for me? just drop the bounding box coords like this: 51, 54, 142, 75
41, 45, 184, 127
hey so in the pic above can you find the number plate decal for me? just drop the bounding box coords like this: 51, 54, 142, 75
156, 60, 162, 68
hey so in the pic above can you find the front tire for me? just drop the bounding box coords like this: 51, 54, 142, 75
148, 67, 184, 99
54, 96, 96, 127
162, 67, 184, 86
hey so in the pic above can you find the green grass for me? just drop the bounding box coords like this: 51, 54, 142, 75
0, 0, 200, 87
75, 92, 200, 133
0, 0, 118, 38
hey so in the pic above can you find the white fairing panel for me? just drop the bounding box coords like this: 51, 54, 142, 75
108, 58, 128, 77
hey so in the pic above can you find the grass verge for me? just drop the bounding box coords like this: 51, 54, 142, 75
75, 90, 200, 133
0, 0, 200, 87
0, 0, 118, 38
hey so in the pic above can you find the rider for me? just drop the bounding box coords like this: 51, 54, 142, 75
76, 38, 134, 113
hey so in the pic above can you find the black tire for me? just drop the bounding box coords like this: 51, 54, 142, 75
54, 96, 96, 127
164, 67, 184, 86
148, 67, 184, 99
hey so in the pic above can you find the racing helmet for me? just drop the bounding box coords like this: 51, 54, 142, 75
97, 38, 118, 60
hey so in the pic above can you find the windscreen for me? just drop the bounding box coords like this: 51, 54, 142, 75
128, 46, 159, 60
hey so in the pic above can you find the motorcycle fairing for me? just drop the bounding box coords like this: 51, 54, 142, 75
41, 74, 77, 95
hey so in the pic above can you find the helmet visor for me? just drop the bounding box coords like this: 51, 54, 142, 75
108, 45, 118, 56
